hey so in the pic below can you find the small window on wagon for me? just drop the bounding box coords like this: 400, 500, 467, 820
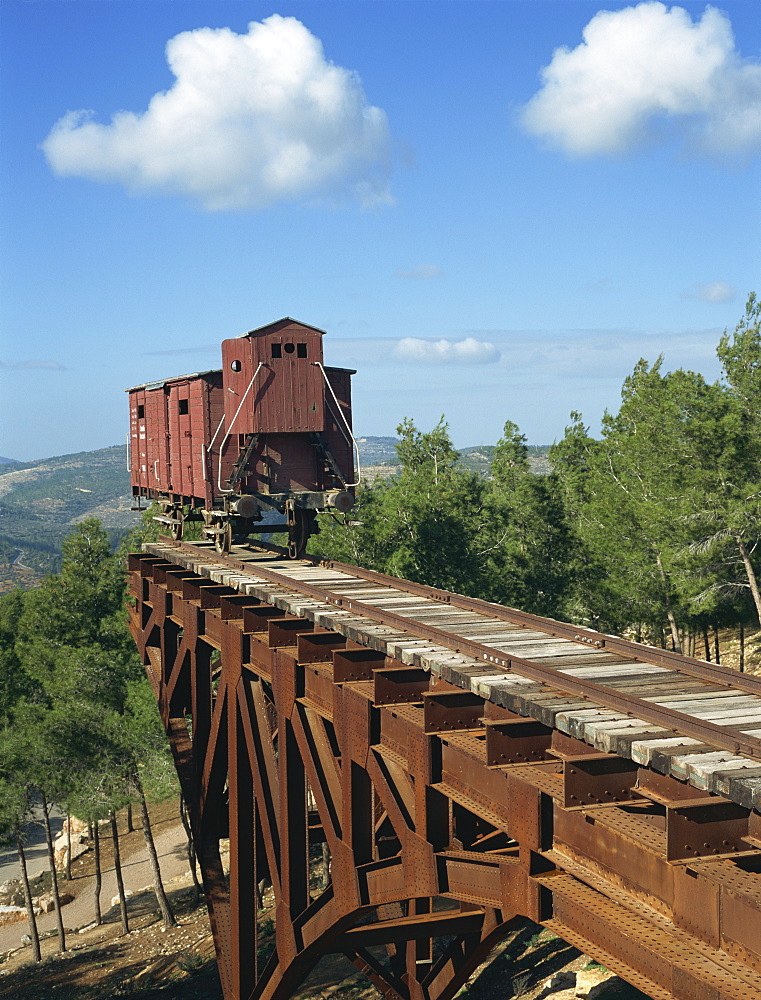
284, 343, 295, 354
137, 404, 145, 418
271, 343, 282, 358
179, 399, 189, 415
297, 343, 307, 358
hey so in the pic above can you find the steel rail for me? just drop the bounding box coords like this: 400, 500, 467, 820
155, 538, 761, 761
318, 557, 761, 697
217, 537, 761, 697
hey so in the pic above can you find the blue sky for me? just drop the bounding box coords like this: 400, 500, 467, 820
1, 1, 759, 461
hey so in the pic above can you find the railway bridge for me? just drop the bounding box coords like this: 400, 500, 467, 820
127, 539, 761, 1000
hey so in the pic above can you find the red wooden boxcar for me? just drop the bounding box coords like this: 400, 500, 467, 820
128, 370, 225, 506
127, 318, 357, 555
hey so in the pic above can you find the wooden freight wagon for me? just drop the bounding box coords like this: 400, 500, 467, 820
127, 318, 358, 556
127, 370, 225, 531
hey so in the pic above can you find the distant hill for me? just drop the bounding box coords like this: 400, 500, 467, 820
0, 438, 412, 585
0, 445, 138, 584
355, 436, 399, 465
361, 440, 552, 479
0, 457, 21, 468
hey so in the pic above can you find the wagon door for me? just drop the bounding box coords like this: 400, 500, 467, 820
145, 386, 170, 493
128, 388, 149, 493
168, 381, 193, 498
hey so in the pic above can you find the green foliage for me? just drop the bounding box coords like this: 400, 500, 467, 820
547, 297, 761, 639
718, 292, 761, 418
0, 763, 30, 847
511, 973, 532, 998
122, 677, 180, 801
0, 588, 40, 721
17, 519, 134, 709
314, 418, 489, 596
314, 295, 761, 646
479, 421, 573, 616
176, 951, 208, 976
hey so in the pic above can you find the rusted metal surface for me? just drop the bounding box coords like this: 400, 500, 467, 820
128, 541, 761, 1000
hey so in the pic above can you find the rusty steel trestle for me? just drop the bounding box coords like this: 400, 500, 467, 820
127, 543, 761, 1000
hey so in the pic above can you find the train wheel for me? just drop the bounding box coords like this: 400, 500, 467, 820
170, 511, 184, 541
215, 522, 232, 555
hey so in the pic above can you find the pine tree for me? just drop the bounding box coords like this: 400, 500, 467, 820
550, 362, 732, 643
0, 589, 37, 720
481, 420, 573, 616
312, 418, 488, 596
712, 292, 761, 622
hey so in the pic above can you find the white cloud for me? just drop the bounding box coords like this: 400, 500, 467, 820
682, 281, 737, 303
392, 337, 500, 365
522, 2, 761, 157
42, 15, 392, 210
395, 264, 442, 280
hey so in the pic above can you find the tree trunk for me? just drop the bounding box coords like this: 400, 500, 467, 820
135, 775, 177, 927
736, 535, 761, 624
40, 791, 66, 953
93, 821, 102, 925
740, 621, 746, 673
110, 810, 129, 934
17, 829, 41, 962
703, 628, 711, 661
665, 609, 681, 651
714, 626, 721, 664
65, 812, 72, 881
126, 802, 134, 833
655, 554, 681, 652
179, 795, 201, 907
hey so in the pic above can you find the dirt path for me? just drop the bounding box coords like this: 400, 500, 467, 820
0, 820, 189, 955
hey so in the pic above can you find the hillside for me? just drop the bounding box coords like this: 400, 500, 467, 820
364, 442, 552, 480
355, 436, 399, 465
0, 445, 139, 587
0, 438, 551, 590
0, 438, 408, 588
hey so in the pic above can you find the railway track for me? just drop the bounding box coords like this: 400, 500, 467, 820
145, 537, 761, 810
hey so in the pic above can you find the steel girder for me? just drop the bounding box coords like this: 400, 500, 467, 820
127, 553, 761, 1000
